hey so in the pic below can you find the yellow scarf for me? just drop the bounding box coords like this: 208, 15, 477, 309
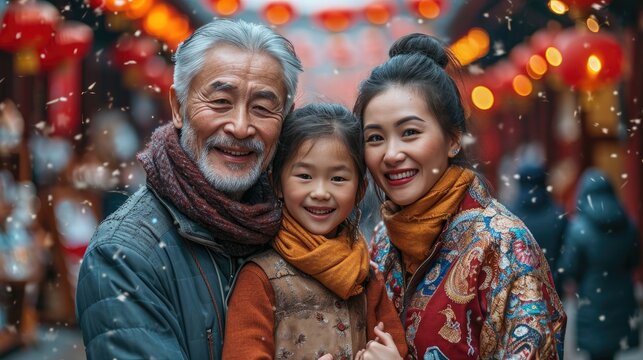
381, 166, 475, 275
272, 208, 370, 300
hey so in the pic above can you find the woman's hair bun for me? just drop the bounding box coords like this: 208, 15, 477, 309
388, 33, 449, 69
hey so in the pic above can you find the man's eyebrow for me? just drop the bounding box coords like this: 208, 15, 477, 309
253, 90, 280, 104
211, 81, 235, 92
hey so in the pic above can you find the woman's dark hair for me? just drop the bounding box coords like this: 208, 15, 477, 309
272, 103, 367, 242
353, 33, 471, 169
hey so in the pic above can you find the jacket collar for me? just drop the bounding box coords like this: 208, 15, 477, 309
148, 185, 214, 242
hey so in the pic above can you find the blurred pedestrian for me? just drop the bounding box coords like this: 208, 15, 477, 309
509, 162, 568, 296
559, 168, 640, 360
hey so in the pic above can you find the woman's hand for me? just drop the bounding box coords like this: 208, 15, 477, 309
354, 322, 402, 360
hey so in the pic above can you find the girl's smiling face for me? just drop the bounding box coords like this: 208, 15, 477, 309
278, 137, 359, 238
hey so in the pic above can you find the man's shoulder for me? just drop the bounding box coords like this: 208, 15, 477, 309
88, 186, 176, 254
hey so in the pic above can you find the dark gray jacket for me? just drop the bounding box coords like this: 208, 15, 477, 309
76, 186, 237, 359
559, 168, 640, 357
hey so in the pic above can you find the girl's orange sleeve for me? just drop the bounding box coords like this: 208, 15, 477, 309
366, 271, 409, 358
222, 263, 275, 360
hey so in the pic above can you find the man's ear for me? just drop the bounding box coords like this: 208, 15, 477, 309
285, 103, 295, 118
169, 85, 183, 129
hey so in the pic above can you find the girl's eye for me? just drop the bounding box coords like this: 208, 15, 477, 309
365, 134, 383, 143
402, 128, 420, 137
331, 176, 347, 182
295, 174, 311, 180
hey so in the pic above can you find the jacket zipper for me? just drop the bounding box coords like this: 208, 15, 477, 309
206, 328, 215, 360
400, 240, 443, 323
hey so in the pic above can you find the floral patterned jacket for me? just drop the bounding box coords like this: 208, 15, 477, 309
371, 177, 566, 359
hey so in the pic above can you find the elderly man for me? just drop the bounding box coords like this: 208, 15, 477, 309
76, 19, 302, 359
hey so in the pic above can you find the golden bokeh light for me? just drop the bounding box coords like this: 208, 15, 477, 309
528, 54, 548, 77
548, 0, 569, 15
512, 74, 533, 96
545, 47, 563, 66
587, 54, 602, 75
471, 86, 494, 110
586, 16, 600, 32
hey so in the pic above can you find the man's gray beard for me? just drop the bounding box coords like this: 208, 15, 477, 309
180, 119, 265, 194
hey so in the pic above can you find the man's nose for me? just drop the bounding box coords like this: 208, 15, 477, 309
223, 109, 256, 139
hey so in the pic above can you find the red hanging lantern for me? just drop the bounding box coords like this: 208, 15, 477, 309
142, 55, 174, 96
509, 44, 532, 74
40, 21, 94, 69
0, 0, 61, 74
407, 0, 444, 20
530, 28, 558, 57
487, 60, 520, 97
313, 8, 357, 33
42, 21, 94, 138
112, 34, 160, 69
261, 2, 296, 26
207, 0, 242, 17
87, 0, 106, 9
568, 0, 611, 11
364, 1, 396, 26
553, 29, 623, 91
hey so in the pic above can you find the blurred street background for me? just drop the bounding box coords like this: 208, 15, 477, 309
0, 0, 641, 358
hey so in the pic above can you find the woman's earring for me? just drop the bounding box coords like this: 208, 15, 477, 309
451, 148, 460, 156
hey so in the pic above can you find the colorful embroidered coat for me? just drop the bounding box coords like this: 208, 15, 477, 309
371, 177, 567, 359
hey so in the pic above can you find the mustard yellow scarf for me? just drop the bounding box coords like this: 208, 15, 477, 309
272, 209, 370, 300
381, 166, 475, 275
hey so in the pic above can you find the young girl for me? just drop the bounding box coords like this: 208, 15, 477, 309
222, 103, 407, 360
353, 34, 566, 359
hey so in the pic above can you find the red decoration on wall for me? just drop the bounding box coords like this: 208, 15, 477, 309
553, 29, 623, 91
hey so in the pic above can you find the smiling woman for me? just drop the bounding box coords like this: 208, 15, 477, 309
354, 33, 567, 359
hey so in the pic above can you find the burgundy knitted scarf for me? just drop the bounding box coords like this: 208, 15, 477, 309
137, 123, 282, 257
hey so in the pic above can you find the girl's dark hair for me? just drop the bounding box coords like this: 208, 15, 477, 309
272, 103, 367, 242
353, 33, 471, 169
